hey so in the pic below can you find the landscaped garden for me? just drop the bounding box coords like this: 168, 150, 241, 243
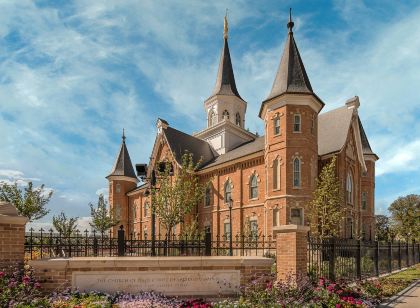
1, 264, 419, 308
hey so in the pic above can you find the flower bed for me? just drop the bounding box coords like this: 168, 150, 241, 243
1, 264, 418, 307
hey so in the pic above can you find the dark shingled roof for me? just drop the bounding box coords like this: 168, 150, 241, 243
107, 136, 137, 179
163, 126, 218, 167
201, 137, 265, 169
264, 23, 313, 102
318, 106, 353, 156
209, 38, 242, 100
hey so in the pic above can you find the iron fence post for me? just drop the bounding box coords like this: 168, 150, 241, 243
356, 239, 361, 280
406, 242, 409, 267
329, 238, 336, 281
205, 230, 211, 256
398, 241, 401, 269
412, 241, 415, 266
93, 231, 98, 257
118, 225, 125, 256
375, 240, 379, 277
387, 241, 392, 273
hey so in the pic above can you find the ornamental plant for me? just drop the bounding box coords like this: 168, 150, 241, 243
0, 264, 48, 307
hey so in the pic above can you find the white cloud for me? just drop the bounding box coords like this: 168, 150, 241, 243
27, 216, 92, 232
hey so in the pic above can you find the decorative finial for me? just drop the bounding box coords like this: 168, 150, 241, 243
287, 8, 294, 33
122, 128, 126, 142
224, 9, 229, 39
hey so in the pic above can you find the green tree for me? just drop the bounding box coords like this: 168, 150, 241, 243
152, 152, 207, 241
0, 181, 52, 222
52, 211, 78, 237
375, 215, 397, 241
388, 194, 420, 242
308, 156, 344, 239
89, 194, 119, 233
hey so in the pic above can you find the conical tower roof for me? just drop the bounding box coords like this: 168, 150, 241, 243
264, 10, 314, 102
208, 15, 242, 100
106, 130, 137, 180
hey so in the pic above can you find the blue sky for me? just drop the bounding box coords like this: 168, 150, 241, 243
0, 0, 419, 229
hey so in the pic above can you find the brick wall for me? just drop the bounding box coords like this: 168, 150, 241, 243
0, 216, 28, 271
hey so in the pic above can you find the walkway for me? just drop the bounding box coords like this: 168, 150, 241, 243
380, 280, 420, 308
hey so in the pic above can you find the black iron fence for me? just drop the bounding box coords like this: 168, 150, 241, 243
308, 237, 420, 281
25, 227, 276, 259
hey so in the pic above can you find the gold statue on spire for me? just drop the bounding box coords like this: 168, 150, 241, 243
223, 9, 228, 39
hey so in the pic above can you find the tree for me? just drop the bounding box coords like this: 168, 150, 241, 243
0, 181, 52, 222
52, 211, 78, 237
89, 194, 119, 233
308, 156, 344, 239
152, 152, 207, 241
375, 215, 397, 242
388, 194, 420, 242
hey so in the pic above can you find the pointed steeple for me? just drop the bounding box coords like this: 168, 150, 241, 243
106, 129, 137, 180
264, 9, 313, 102
208, 13, 242, 100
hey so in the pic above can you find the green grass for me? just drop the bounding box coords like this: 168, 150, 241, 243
385, 264, 420, 281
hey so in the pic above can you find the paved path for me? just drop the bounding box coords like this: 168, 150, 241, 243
380, 280, 420, 308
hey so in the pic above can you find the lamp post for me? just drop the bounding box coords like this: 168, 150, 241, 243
228, 197, 233, 256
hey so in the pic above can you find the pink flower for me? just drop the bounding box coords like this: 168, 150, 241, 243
34, 282, 41, 289
356, 300, 363, 305
319, 278, 325, 287
0, 271, 4, 278
336, 304, 341, 308
22, 276, 30, 285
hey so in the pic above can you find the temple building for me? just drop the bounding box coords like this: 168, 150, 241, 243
106, 13, 378, 240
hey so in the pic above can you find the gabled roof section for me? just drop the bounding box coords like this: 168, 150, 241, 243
200, 136, 264, 170
106, 132, 137, 180
163, 126, 218, 167
208, 16, 242, 101
264, 14, 313, 102
318, 106, 354, 156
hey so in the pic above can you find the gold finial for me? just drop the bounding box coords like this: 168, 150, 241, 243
224, 9, 229, 39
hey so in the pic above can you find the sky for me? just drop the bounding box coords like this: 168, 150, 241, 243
0, 0, 419, 230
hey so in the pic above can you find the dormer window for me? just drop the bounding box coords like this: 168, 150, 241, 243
235, 113, 241, 126
222, 110, 230, 120
274, 116, 280, 135
209, 110, 217, 127
293, 114, 301, 132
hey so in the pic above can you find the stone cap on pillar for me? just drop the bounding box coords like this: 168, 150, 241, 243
273, 224, 310, 234
0, 201, 28, 224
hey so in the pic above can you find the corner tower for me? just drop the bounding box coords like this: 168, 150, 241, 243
194, 14, 255, 154
106, 130, 138, 235
261, 10, 324, 230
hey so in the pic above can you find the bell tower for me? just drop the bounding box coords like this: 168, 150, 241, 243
260, 10, 324, 230
106, 129, 138, 235
194, 14, 255, 154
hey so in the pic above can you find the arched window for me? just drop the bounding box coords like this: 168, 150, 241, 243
209, 110, 217, 127
362, 192, 367, 209
293, 158, 301, 187
273, 158, 280, 190
222, 110, 230, 120
114, 204, 121, 220
274, 116, 280, 135
116, 183, 121, 193
235, 113, 241, 126
293, 114, 301, 132
346, 172, 353, 204
205, 186, 211, 207
144, 202, 149, 217
224, 181, 232, 203
132, 203, 137, 220
250, 174, 258, 199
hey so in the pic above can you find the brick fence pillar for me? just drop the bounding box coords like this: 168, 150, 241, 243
0, 202, 28, 271
274, 224, 309, 281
